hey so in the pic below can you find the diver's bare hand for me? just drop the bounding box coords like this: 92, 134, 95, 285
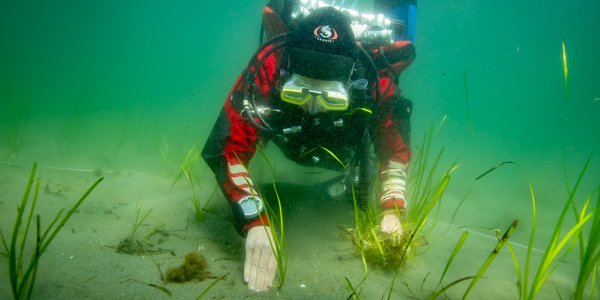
244, 226, 277, 291
380, 209, 403, 235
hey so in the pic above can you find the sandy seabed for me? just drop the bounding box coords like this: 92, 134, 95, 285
0, 161, 580, 300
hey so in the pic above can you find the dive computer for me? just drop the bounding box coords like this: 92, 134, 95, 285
237, 196, 264, 219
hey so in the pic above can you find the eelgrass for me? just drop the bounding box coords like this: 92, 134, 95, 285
567, 148, 600, 299
130, 202, 152, 238
424, 218, 522, 300
462, 220, 519, 299
426, 221, 518, 299
345, 202, 414, 271
303, 145, 372, 274
233, 150, 289, 289
502, 155, 595, 300
436, 231, 469, 289
319, 119, 457, 297
406, 123, 458, 231
349, 181, 370, 274
573, 188, 600, 299
344, 273, 370, 300
196, 273, 228, 300
254, 149, 289, 289
400, 126, 459, 260
431, 152, 597, 299
379, 121, 458, 272
177, 145, 209, 222
302, 130, 456, 274
427, 231, 470, 299
320, 119, 456, 298
313, 143, 419, 273
383, 170, 453, 299
0, 163, 103, 299
382, 121, 458, 300
116, 204, 162, 255
252, 181, 289, 288
561, 41, 569, 102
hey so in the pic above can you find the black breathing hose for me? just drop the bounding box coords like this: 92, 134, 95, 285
240, 33, 290, 133
351, 47, 380, 211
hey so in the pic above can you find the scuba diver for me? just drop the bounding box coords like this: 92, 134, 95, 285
202, 1, 416, 292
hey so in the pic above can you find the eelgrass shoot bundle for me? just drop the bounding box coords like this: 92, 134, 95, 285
346, 204, 414, 270
382, 122, 458, 300
341, 120, 458, 275
382, 170, 453, 299
0, 163, 103, 300
304, 145, 414, 273
130, 202, 152, 238
116, 202, 153, 255
281, 142, 412, 278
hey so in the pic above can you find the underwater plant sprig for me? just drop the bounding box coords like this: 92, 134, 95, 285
561, 41, 568, 102
462, 220, 519, 299
437, 231, 469, 289
177, 144, 208, 222
573, 186, 600, 299
3, 162, 103, 300
475, 161, 518, 181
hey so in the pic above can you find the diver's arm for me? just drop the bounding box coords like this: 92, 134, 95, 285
201, 80, 276, 292
379, 161, 409, 210
202, 46, 281, 235
373, 76, 412, 227
201, 79, 268, 235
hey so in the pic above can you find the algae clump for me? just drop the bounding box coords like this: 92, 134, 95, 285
165, 252, 212, 283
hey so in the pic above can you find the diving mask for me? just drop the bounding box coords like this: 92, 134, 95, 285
280, 73, 350, 114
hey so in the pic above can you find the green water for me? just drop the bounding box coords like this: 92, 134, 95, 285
1, 0, 599, 299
